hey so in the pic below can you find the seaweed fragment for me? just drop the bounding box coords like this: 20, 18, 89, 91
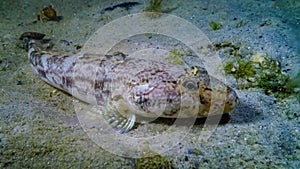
144, 0, 163, 12
214, 41, 240, 51
236, 20, 243, 28
214, 41, 240, 56
287, 71, 300, 90
143, 0, 178, 14
209, 21, 221, 30
260, 19, 272, 27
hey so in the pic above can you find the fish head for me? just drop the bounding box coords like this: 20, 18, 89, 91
126, 65, 238, 119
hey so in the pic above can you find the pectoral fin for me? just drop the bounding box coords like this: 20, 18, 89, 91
96, 102, 136, 133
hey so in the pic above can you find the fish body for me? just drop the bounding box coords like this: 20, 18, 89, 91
27, 40, 238, 131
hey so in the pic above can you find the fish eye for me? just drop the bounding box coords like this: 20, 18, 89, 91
181, 78, 198, 91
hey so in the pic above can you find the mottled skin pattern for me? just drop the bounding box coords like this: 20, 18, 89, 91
28, 40, 238, 122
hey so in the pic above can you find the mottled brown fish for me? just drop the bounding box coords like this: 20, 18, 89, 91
27, 39, 238, 133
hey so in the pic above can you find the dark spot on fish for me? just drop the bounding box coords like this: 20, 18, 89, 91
38, 69, 47, 78
95, 80, 105, 90
62, 76, 73, 88
65, 77, 73, 87
205, 87, 212, 91
200, 95, 209, 104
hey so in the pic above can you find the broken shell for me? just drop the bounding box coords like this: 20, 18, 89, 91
42, 5, 57, 19
19, 32, 45, 40
37, 5, 57, 21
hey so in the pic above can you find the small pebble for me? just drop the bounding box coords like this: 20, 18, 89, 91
184, 156, 189, 161
188, 148, 193, 154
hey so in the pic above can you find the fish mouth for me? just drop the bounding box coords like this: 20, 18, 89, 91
224, 89, 238, 113
229, 89, 238, 103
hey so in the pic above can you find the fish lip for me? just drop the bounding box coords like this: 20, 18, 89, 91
229, 90, 238, 102
228, 89, 239, 108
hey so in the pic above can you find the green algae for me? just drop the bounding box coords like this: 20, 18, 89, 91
286, 70, 300, 89
136, 155, 173, 169
224, 58, 255, 81
219, 42, 296, 99
286, 70, 300, 100
136, 149, 174, 169
209, 21, 221, 30
259, 19, 272, 27
143, 0, 178, 14
236, 20, 243, 28
144, 0, 163, 12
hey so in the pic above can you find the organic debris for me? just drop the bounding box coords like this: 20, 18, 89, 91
101, 2, 141, 13
37, 5, 61, 21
